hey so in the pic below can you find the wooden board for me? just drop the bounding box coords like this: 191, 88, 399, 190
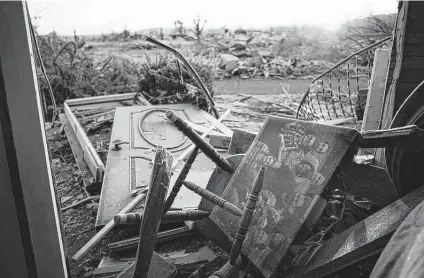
228, 128, 257, 155
96, 104, 229, 227
358, 49, 390, 163
336, 162, 398, 208
64, 103, 104, 182
59, 114, 93, 190
94, 252, 176, 278
289, 184, 424, 278
108, 226, 194, 254
360, 49, 391, 134
209, 116, 359, 278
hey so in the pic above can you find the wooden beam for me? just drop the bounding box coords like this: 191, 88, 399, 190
387, 1, 409, 113
0, 1, 67, 276
64, 103, 104, 182
133, 147, 172, 277
361, 49, 391, 133
108, 226, 194, 254
289, 184, 424, 278
59, 114, 93, 194
65, 92, 137, 106
209, 133, 232, 149
358, 49, 390, 164
228, 128, 257, 155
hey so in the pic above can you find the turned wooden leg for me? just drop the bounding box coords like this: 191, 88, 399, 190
209, 166, 266, 278
166, 110, 233, 173
182, 180, 243, 217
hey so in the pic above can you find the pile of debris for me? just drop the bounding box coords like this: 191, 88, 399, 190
35, 32, 140, 104
44, 34, 417, 278
34, 33, 218, 114
53, 91, 400, 278
217, 54, 334, 80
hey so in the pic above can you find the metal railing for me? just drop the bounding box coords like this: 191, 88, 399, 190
296, 36, 392, 122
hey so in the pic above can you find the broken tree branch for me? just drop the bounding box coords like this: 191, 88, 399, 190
145, 36, 219, 118
61, 196, 100, 212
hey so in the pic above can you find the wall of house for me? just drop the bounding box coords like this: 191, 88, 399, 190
0, 1, 68, 277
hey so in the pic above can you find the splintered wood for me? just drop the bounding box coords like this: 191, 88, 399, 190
209, 117, 358, 278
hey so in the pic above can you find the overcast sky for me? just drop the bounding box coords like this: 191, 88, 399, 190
27, 0, 398, 35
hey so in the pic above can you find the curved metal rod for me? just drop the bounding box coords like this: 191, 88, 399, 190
390, 79, 424, 128
145, 36, 219, 118
296, 36, 392, 119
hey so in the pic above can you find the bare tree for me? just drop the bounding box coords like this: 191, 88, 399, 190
339, 13, 396, 51
174, 20, 184, 37
191, 16, 207, 42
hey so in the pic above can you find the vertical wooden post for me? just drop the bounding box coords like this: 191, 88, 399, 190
0, 1, 67, 277
358, 49, 390, 166
132, 146, 172, 278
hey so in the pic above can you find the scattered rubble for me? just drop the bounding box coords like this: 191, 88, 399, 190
40, 28, 399, 278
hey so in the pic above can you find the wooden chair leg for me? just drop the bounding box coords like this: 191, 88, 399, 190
114, 210, 210, 225
182, 180, 243, 216
166, 110, 234, 173
209, 166, 266, 278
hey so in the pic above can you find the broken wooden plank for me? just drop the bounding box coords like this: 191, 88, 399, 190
202, 111, 234, 137
361, 48, 391, 134
65, 93, 138, 107
64, 103, 104, 182
115, 252, 177, 278
83, 145, 102, 182
358, 125, 424, 148
59, 114, 93, 191
316, 117, 357, 126
369, 193, 424, 278
132, 146, 172, 277
165, 246, 217, 274
228, 128, 257, 155
209, 133, 232, 150
336, 162, 398, 208
135, 93, 152, 106
85, 117, 114, 134
358, 49, 390, 163
210, 117, 359, 278
288, 184, 424, 278
108, 226, 195, 255
72, 191, 147, 262
95, 247, 215, 278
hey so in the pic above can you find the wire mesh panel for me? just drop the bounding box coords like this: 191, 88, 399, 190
296, 37, 392, 123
